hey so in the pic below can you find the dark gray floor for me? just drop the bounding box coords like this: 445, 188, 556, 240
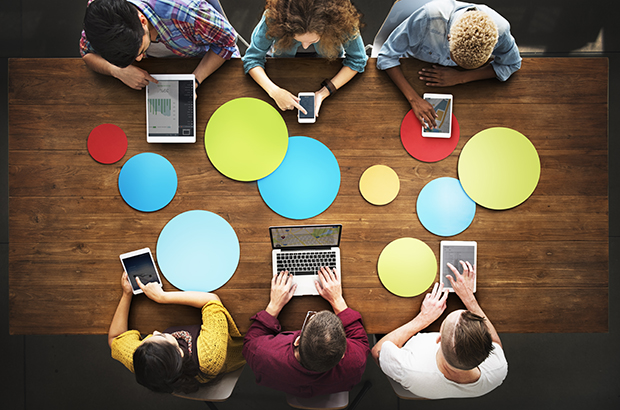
1, 1, 619, 408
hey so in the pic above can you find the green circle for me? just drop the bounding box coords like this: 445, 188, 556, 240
458, 127, 540, 210
205, 98, 288, 181
377, 238, 437, 297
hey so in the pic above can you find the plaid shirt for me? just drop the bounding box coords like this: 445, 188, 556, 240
80, 0, 239, 60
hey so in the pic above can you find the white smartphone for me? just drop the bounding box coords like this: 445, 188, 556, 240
298, 92, 316, 123
422, 93, 453, 138
439, 240, 477, 293
119, 247, 163, 295
146, 74, 196, 143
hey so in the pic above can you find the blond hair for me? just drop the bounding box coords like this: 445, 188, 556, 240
449, 10, 498, 69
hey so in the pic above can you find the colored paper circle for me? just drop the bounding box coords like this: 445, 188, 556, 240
416, 177, 476, 236
400, 110, 460, 162
377, 238, 437, 297
359, 165, 400, 205
205, 97, 288, 181
87, 123, 128, 164
458, 127, 541, 210
118, 153, 177, 212
257, 136, 340, 220
156, 210, 240, 292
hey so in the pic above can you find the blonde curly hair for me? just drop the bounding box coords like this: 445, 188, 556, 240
449, 10, 498, 69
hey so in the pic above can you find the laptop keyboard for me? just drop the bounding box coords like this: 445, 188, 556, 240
276, 250, 337, 275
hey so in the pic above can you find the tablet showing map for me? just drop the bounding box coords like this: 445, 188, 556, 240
146, 74, 196, 143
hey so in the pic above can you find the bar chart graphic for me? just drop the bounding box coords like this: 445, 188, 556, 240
147, 81, 178, 133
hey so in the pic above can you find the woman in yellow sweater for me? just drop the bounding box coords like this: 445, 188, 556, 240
108, 272, 245, 394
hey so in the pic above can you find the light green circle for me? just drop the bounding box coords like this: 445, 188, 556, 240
205, 98, 288, 181
377, 238, 437, 297
458, 127, 540, 210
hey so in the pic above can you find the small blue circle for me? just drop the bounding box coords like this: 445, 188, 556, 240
118, 153, 177, 212
257, 137, 340, 220
416, 177, 476, 236
156, 210, 240, 292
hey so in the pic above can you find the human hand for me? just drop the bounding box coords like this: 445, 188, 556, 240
113, 64, 158, 90
446, 261, 476, 302
269, 87, 305, 113
315, 267, 347, 314
121, 272, 134, 296
410, 96, 438, 129
419, 65, 463, 87
314, 87, 330, 118
418, 282, 448, 324
136, 276, 165, 303
266, 271, 297, 318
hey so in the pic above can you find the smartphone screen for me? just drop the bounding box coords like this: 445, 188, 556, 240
299, 95, 315, 119
423, 97, 452, 134
122, 252, 159, 292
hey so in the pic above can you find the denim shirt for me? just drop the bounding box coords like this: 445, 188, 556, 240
376, 0, 521, 81
242, 13, 368, 74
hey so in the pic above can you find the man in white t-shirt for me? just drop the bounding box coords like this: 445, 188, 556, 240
371, 261, 507, 399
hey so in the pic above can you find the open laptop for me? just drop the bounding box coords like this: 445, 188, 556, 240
270, 224, 342, 296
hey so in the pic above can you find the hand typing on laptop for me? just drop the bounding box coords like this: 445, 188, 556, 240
315, 267, 348, 315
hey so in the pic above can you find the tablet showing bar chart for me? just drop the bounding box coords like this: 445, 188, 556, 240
146, 74, 196, 143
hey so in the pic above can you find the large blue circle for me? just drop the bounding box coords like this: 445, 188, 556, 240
118, 153, 177, 212
257, 137, 340, 220
156, 210, 240, 292
416, 177, 476, 236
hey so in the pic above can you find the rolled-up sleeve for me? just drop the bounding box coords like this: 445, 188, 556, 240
342, 33, 368, 73
242, 14, 274, 74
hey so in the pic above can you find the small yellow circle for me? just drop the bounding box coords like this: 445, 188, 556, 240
359, 165, 400, 205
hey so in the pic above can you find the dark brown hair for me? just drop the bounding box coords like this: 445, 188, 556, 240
442, 311, 494, 370
264, 0, 362, 59
299, 311, 347, 372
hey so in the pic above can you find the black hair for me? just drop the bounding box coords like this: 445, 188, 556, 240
133, 340, 201, 394
83, 0, 144, 67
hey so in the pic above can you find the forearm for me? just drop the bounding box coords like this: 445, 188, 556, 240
371, 314, 430, 363
108, 293, 132, 347
83, 53, 120, 79
456, 64, 497, 84
385, 66, 423, 105
193, 50, 226, 84
158, 291, 220, 308
248, 66, 280, 98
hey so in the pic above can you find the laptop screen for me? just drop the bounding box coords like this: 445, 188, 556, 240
270, 225, 342, 249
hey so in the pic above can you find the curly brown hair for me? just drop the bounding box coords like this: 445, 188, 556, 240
264, 0, 362, 59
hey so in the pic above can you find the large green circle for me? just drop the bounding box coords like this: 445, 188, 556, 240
458, 127, 540, 210
205, 98, 288, 181
377, 238, 437, 297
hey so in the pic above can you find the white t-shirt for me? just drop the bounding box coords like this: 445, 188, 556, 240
379, 332, 508, 399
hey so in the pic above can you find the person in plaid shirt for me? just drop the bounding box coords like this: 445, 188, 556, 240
80, 0, 239, 89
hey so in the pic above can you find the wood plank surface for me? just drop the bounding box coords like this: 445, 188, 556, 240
9, 57, 608, 334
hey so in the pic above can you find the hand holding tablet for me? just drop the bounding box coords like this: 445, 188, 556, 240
422, 93, 453, 138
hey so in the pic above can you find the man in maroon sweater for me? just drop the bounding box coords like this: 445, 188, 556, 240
243, 267, 369, 398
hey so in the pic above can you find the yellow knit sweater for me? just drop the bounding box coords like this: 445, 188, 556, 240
111, 300, 245, 382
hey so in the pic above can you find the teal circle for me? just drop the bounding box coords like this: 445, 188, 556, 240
118, 153, 177, 212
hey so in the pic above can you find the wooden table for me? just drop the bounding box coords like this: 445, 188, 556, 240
8, 57, 608, 335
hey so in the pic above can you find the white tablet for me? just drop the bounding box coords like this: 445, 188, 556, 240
119, 247, 163, 295
146, 74, 196, 143
422, 93, 453, 138
439, 240, 477, 293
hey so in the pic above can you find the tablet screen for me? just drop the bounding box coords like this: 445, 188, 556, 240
423, 96, 452, 134
121, 252, 160, 292
440, 241, 476, 292
147, 77, 195, 141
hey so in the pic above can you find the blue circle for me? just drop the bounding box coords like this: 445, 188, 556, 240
257, 137, 340, 220
416, 177, 476, 236
156, 210, 240, 292
118, 153, 177, 212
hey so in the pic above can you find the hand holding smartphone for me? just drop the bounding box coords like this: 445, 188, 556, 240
422, 93, 453, 138
298, 92, 316, 123
119, 247, 163, 295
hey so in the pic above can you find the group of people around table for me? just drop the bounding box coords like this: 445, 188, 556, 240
90, 0, 516, 400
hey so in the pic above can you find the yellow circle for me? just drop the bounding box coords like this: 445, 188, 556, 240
359, 165, 400, 205
377, 238, 437, 297
458, 127, 540, 210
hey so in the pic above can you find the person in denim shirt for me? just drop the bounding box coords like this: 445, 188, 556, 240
377, 0, 521, 128
242, 0, 368, 118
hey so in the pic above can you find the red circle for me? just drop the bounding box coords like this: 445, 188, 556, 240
87, 124, 128, 164
400, 110, 460, 162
